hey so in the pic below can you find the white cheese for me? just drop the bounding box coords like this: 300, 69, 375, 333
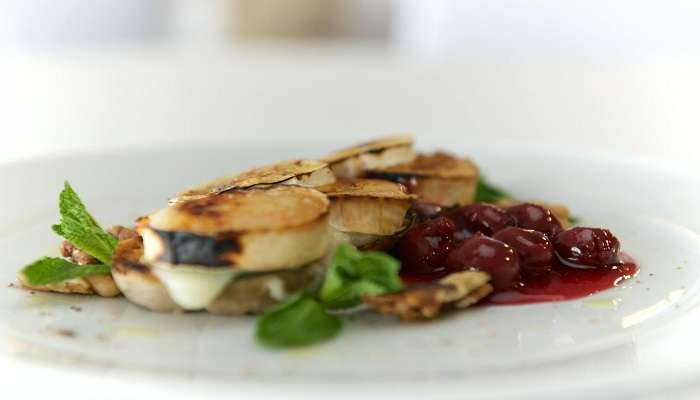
264, 276, 287, 301
152, 264, 238, 310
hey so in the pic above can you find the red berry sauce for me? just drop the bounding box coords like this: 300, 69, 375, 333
397, 203, 640, 306
486, 252, 638, 305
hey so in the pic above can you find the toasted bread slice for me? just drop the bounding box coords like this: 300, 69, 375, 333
141, 186, 330, 271
323, 135, 416, 178
171, 159, 335, 203
368, 152, 479, 207
112, 236, 183, 312
317, 179, 415, 247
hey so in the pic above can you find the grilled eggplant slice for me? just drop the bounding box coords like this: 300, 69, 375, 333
323, 135, 416, 178
112, 236, 183, 312
171, 159, 335, 203
206, 261, 325, 315
317, 178, 415, 248
368, 152, 479, 207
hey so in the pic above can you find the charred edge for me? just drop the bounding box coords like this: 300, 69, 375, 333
120, 260, 151, 274
153, 229, 241, 267
177, 197, 222, 217
366, 147, 392, 155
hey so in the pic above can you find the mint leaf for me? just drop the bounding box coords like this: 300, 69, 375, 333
319, 243, 404, 309
54, 182, 117, 264
21, 257, 111, 285
256, 291, 341, 348
475, 176, 510, 203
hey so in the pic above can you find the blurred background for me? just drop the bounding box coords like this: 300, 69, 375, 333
0, 0, 699, 168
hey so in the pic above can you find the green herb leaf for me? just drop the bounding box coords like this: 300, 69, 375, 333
256, 291, 341, 348
568, 215, 581, 225
21, 257, 111, 285
319, 243, 404, 309
54, 182, 117, 264
475, 176, 510, 203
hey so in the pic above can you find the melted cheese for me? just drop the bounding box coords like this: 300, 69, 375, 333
152, 263, 237, 310
264, 276, 287, 301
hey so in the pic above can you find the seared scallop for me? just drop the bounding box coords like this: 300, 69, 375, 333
323, 135, 416, 178
368, 152, 479, 207
137, 185, 331, 310
171, 159, 335, 203
144, 186, 330, 270
317, 178, 415, 249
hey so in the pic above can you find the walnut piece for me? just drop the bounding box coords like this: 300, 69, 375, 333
59, 240, 96, 265
107, 225, 138, 241
363, 271, 493, 321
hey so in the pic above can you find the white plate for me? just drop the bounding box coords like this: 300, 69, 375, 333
2, 140, 700, 400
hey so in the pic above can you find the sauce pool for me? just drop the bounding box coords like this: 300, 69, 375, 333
401, 252, 639, 305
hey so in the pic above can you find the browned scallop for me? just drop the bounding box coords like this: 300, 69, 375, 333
142, 185, 331, 271
317, 178, 415, 248
368, 152, 479, 207
323, 135, 416, 178
170, 159, 335, 204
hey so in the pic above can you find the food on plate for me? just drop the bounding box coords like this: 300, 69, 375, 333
171, 159, 335, 203
367, 152, 479, 207
322, 135, 415, 178
111, 235, 182, 312
364, 270, 492, 320
317, 178, 415, 249
135, 186, 330, 311
17, 135, 639, 348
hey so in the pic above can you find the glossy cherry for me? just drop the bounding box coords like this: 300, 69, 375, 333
445, 235, 521, 289
449, 203, 515, 236
507, 203, 563, 238
553, 227, 621, 267
492, 227, 554, 274
396, 215, 457, 275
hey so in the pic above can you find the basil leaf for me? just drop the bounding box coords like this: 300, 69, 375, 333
54, 182, 117, 264
319, 243, 404, 309
21, 257, 111, 285
256, 291, 341, 348
475, 176, 510, 203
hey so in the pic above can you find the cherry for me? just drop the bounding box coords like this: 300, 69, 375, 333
449, 203, 515, 236
492, 227, 554, 275
396, 215, 457, 275
507, 203, 563, 238
445, 235, 521, 289
553, 227, 621, 267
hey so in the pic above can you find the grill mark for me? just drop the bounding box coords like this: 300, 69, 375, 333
153, 229, 241, 267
